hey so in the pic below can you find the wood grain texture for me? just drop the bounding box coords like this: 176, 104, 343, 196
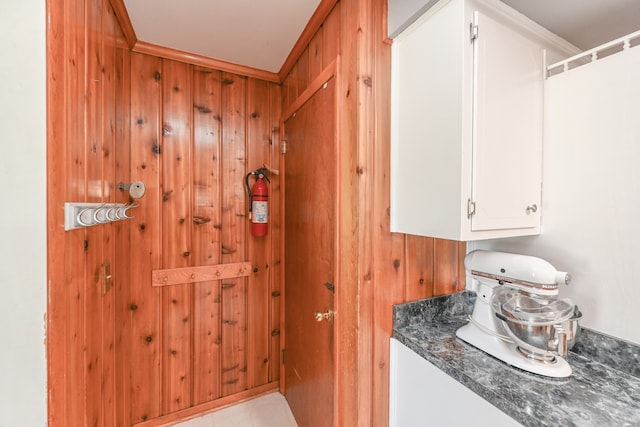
85, 1, 106, 425
268, 83, 283, 384
278, 0, 339, 81
107, 0, 136, 48
101, 4, 118, 426
152, 262, 252, 287
134, 384, 278, 427
191, 66, 223, 405
296, 47, 310, 95
308, 27, 324, 80
47, 0, 87, 424
113, 21, 132, 426
280, 1, 467, 426
404, 235, 435, 301
246, 78, 272, 389
336, 0, 361, 424
161, 59, 194, 414
128, 52, 163, 424
220, 72, 248, 397
46, 0, 465, 425
47, 0, 127, 425
134, 41, 279, 83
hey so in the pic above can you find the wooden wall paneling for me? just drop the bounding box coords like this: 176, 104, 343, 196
404, 235, 435, 301
133, 41, 280, 83
336, 1, 361, 425
278, 0, 339, 80
128, 52, 163, 423
107, 0, 137, 49
457, 241, 467, 289
321, 3, 341, 70
191, 66, 223, 405
371, 6, 411, 423
308, 27, 324, 81
433, 240, 466, 296
66, 0, 89, 423
246, 78, 272, 388
296, 47, 310, 94
113, 23, 132, 427
268, 83, 283, 384
46, 0, 87, 424
85, 0, 107, 424
353, 1, 377, 425
220, 72, 248, 396
160, 59, 194, 414
101, 3, 118, 425
286, 63, 299, 113
281, 73, 292, 116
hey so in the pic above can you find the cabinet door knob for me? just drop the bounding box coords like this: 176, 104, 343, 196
526, 204, 538, 214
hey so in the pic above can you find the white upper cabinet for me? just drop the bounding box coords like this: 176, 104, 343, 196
389, 0, 578, 241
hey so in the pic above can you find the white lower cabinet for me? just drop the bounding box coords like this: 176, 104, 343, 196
389, 338, 522, 427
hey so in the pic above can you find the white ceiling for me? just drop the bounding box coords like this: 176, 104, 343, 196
501, 0, 640, 51
123, 0, 640, 74
123, 0, 321, 73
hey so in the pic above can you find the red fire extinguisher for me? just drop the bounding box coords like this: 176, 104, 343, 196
245, 168, 270, 237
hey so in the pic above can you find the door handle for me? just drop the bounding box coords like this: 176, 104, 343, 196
314, 310, 335, 322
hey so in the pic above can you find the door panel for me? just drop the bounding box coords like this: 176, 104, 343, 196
472, 10, 543, 231
284, 77, 336, 427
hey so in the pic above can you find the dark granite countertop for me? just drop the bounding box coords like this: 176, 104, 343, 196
392, 291, 640, 427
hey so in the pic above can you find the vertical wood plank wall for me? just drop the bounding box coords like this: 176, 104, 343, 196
48, 1, 282, 425
47, 0, 128, 425
124, 59, 282, 425
48, 0, 463, 425
280, 1, 466, 425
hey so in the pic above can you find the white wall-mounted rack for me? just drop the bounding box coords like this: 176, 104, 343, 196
64, 202, 138, 231
547, 29, 640, 77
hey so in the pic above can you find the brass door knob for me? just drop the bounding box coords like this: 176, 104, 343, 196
314, 310, 335, 322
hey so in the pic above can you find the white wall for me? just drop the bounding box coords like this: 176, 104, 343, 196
0, 0, 48, 425
474, 44, 640, 345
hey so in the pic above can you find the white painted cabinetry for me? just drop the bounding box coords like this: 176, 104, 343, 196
389, 338, 522, 427
389, 0, 578, 241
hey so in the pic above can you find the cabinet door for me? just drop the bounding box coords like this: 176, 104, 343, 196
471, 10, 542, 231
389, 339, 522, 426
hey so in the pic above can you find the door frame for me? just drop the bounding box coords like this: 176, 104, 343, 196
280, 58, 357, 427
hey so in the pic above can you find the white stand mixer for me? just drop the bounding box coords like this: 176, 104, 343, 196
456, 250, 577, 378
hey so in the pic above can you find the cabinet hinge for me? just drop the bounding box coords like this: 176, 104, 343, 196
470, 23, 479, 42
281, 140, 287, 154
282, 349, 286, 364
467, 199, 476, 218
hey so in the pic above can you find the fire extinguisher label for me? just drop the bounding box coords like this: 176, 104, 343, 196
252, 201, 268, 223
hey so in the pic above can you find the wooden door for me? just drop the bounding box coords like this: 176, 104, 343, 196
283, 76, 336, 427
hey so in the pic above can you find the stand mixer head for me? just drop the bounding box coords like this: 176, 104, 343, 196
456, 250, 580, 378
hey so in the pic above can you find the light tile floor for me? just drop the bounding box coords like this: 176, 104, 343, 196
173, 392, 298, 427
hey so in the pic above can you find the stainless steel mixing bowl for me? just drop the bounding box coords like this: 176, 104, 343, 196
496, 306, 582, 357
491, 287, 581, 358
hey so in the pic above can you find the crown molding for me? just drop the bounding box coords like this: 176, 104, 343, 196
132, 41, 280, 82
109, 0, 137, 48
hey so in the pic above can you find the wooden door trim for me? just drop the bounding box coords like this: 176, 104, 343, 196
281, 59, 337, 122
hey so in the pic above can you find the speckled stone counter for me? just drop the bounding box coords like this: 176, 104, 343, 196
392, 292, 640, 427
